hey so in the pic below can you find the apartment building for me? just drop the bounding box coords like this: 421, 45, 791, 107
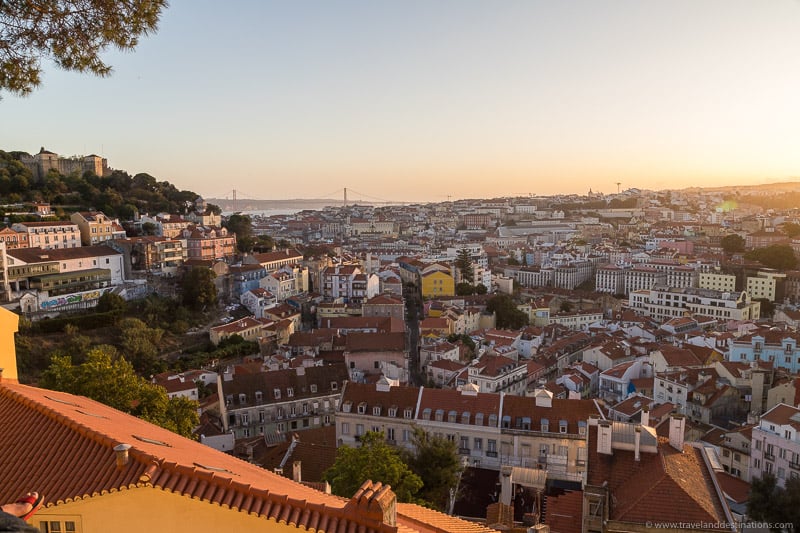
750, 403, 800, 487
336, 381, 600, 482
217, 363, 348, 441
628, 285, 760, 322
11, 220, 81, 249
729, 330, 800, 374
70, 211, 120, 246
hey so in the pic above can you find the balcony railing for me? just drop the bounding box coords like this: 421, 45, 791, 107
764, 452, 776, 461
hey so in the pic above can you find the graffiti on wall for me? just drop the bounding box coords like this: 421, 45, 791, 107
39, 287, 114, 310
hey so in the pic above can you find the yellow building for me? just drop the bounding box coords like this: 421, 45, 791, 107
0, 307, 497, 533
746, 270, 786, 302
70, 211, 117, 246
698, 272, 737, 292
421, 265, 454, 298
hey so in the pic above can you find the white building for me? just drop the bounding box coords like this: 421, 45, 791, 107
750, 403, 800, 487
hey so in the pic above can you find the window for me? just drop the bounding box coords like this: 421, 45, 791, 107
331, 381, 338, 390
357, 402, 367, 414
462, 412, 471, 424
402, 429, 412, 442
559, 420, 568, 433
274, 388, 281, 400
404, 408, 413, 419
501, 415, 511, 429
541, 418, 549, 432
435, 409, 444, 422
255, 391, 263, 403
287, 387, 294, 398
474, 438, 483, 451
487, 439, 497, 453
388, 407, 397, 417
259, 411, 266, 423
310, 384, 318, 393
386, 427, 395, 441
722, 449, 730, 458
240, 413, 249, 425
356, 424, 364, 436
448, 410, 458, 423
373, 406, 382, 416
341, 422, 350, 435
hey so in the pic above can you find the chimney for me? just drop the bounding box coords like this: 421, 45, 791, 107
597, 420, 613, 455
348, 481, 397, 527
669, 414, 685, 452
292, 460, 302, 483
634, 425, 641, 461
114, 443, 132, 467
640, 404, 650, 427
499, 466, 514, 505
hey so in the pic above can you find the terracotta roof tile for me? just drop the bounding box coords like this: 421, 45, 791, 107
0, 382, 492, 532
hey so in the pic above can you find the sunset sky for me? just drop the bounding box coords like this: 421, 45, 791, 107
3, 0, 800, 203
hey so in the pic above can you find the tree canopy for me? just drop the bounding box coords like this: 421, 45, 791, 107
1, 1, 167, 96
455, 248, 474, 284
182, 267, 218, 311
720, 234, 745, 254
486, 294, 529, 329
40, 345, 199, 438
745, 244, 798, 271
748, 473, 800, 531
403, 428, 464, 511
323, 432, 423, 502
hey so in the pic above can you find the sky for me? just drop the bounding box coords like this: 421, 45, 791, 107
4, 0, 800, 203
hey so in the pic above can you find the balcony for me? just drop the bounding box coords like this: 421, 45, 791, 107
764, 452, 776, 461
789, 461, 800, 471
486, 451, 498, 458
458, 448, 471, 455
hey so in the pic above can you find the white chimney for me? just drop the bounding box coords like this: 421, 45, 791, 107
640, 405, 650, 427
634, 425, 641, 461
669, 414, 685, 452
597, 420, 613, 455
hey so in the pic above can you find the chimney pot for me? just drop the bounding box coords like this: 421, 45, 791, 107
114, 443, 132, 467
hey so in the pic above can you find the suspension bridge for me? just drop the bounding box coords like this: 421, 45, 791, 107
205, 187, 409, 212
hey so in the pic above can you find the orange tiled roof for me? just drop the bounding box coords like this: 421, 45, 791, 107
0, 381, 497, 533
0, 382, 390, 531
586, 426, 728, 528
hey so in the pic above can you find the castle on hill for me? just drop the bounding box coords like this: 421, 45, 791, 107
18, 146, 111, 180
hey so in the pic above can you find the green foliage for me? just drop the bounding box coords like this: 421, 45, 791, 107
40, 345, 199, 438
559, 301, 573, 313
455, 282, 475, 296
404, 428, 464, 511
0, 1, 167, 96
225, 213, 254, 253
474, 283, 488, 295
30, 309, 122, 334
745, 245, 798, 271
486, 294, 529, 329
95, 292, 127, 314
748, 473, 800, 531
455, 249, 474, 283
447, 333, 476, 354
182, 268, 218, 311
0, 152, 199, 216
720, 234, 746, 254
323, 432, 423, 502
119, 317, 165, 375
